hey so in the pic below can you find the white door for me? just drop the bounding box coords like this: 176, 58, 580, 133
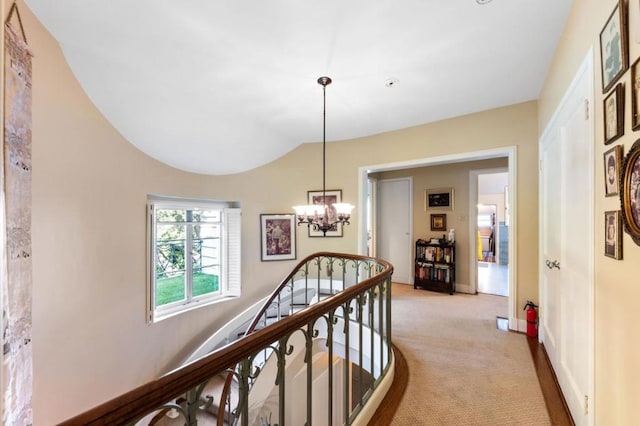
377, 178, 412, 284
539, 52, 593, 425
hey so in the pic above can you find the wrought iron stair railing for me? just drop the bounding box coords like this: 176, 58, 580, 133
60, 252, 393, 426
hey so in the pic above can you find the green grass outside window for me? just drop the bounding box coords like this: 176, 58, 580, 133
156, 272, 219, 306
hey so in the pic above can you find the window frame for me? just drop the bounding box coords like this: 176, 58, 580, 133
147, 196, 241, 323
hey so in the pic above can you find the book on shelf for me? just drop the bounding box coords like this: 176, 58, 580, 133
415, 262, 451, 282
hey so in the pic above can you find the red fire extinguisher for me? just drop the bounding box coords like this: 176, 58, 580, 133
524, 301, 538, 338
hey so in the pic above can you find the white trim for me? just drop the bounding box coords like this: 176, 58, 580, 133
358, 147, 513, 254
467, 167, 509, 296
517, 318, 528, 334
358, 146, 517, 331
224, 208, 242, 297
585, 47, 596, 426
368, 177, 378, 257
146, 198, 241, 323
147, 194, 240, 209
538, 47, 594, 426
352, 353, 395, 426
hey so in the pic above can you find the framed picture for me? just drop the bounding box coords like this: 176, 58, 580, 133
604, 210, 623, 259
604, 83, 625, 145
430, 214, 447, 231
307, 189, 343, 237
260, 214, 296, 261
425, 187, 454, 210
631, 57, 640, 130
600, 0, 628, 93
604, 145, 623, 196
620, 139, 640, 246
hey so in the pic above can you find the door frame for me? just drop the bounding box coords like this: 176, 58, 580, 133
357, 146, 517, 329
538, 48, 594, 425
468, 167, 510, 300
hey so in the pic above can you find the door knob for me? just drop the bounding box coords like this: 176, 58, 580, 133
545, 260, 560, 269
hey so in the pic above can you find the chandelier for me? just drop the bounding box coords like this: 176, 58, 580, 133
293, 77, 354, 236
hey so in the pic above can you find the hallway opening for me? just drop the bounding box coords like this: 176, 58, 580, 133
358, 147, 518, 330
476, 171, 509, 297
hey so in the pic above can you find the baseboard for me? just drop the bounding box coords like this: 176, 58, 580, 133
454, 283, 473, 294
367, 345, 408, 425
355, 351, 395, 426
527, 338, 574, 425
518, 318, 528, 333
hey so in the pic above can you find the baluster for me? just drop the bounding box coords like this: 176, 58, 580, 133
378, 281, 384, 378
343, 300, 352, 425
305, 322, 314, 426
369, 287, 375, 383
358, 292, 365, 409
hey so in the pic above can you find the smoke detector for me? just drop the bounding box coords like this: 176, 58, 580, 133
385, 78, 399, 88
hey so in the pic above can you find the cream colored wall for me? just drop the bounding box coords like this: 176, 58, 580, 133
333, 102, 540, 313
10, 2, 302, 423
539, 0, 640, 423
9, 1, 541, 422
374, 158, 508, 291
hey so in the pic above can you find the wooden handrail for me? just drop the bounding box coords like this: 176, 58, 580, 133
214, 251, 389, 424
60, 252, 393, 425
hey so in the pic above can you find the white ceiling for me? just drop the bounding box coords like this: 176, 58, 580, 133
25, 0, 572, 175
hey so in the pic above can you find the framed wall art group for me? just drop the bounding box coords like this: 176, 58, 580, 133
599, 0, 640, 258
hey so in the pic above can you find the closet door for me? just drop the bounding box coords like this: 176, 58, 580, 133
539, 52, 594, 426
377, 178, 412, 284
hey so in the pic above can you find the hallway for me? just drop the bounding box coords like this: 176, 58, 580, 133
388, 283, 548, 425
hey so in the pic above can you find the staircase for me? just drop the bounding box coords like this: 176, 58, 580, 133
60, 252, 394, 426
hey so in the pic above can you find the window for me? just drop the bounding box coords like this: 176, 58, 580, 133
147, 197, 241, 322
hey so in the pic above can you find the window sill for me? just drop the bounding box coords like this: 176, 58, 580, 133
150, 295, 239, 324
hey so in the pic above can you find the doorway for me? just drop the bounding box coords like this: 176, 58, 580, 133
358, 147, 518, 329
476, 172, 509, 297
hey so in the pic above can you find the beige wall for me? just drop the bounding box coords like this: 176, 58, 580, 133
6, 1, 542, 423
374, 158, 508, 290
539, 0, 640, 423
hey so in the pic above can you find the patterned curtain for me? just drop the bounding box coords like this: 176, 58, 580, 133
3, 13, 33, 424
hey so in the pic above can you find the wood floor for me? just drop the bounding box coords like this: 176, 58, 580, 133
527, 337, 575, 425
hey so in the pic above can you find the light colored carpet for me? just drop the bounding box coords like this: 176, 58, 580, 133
390, 283, 550, 425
